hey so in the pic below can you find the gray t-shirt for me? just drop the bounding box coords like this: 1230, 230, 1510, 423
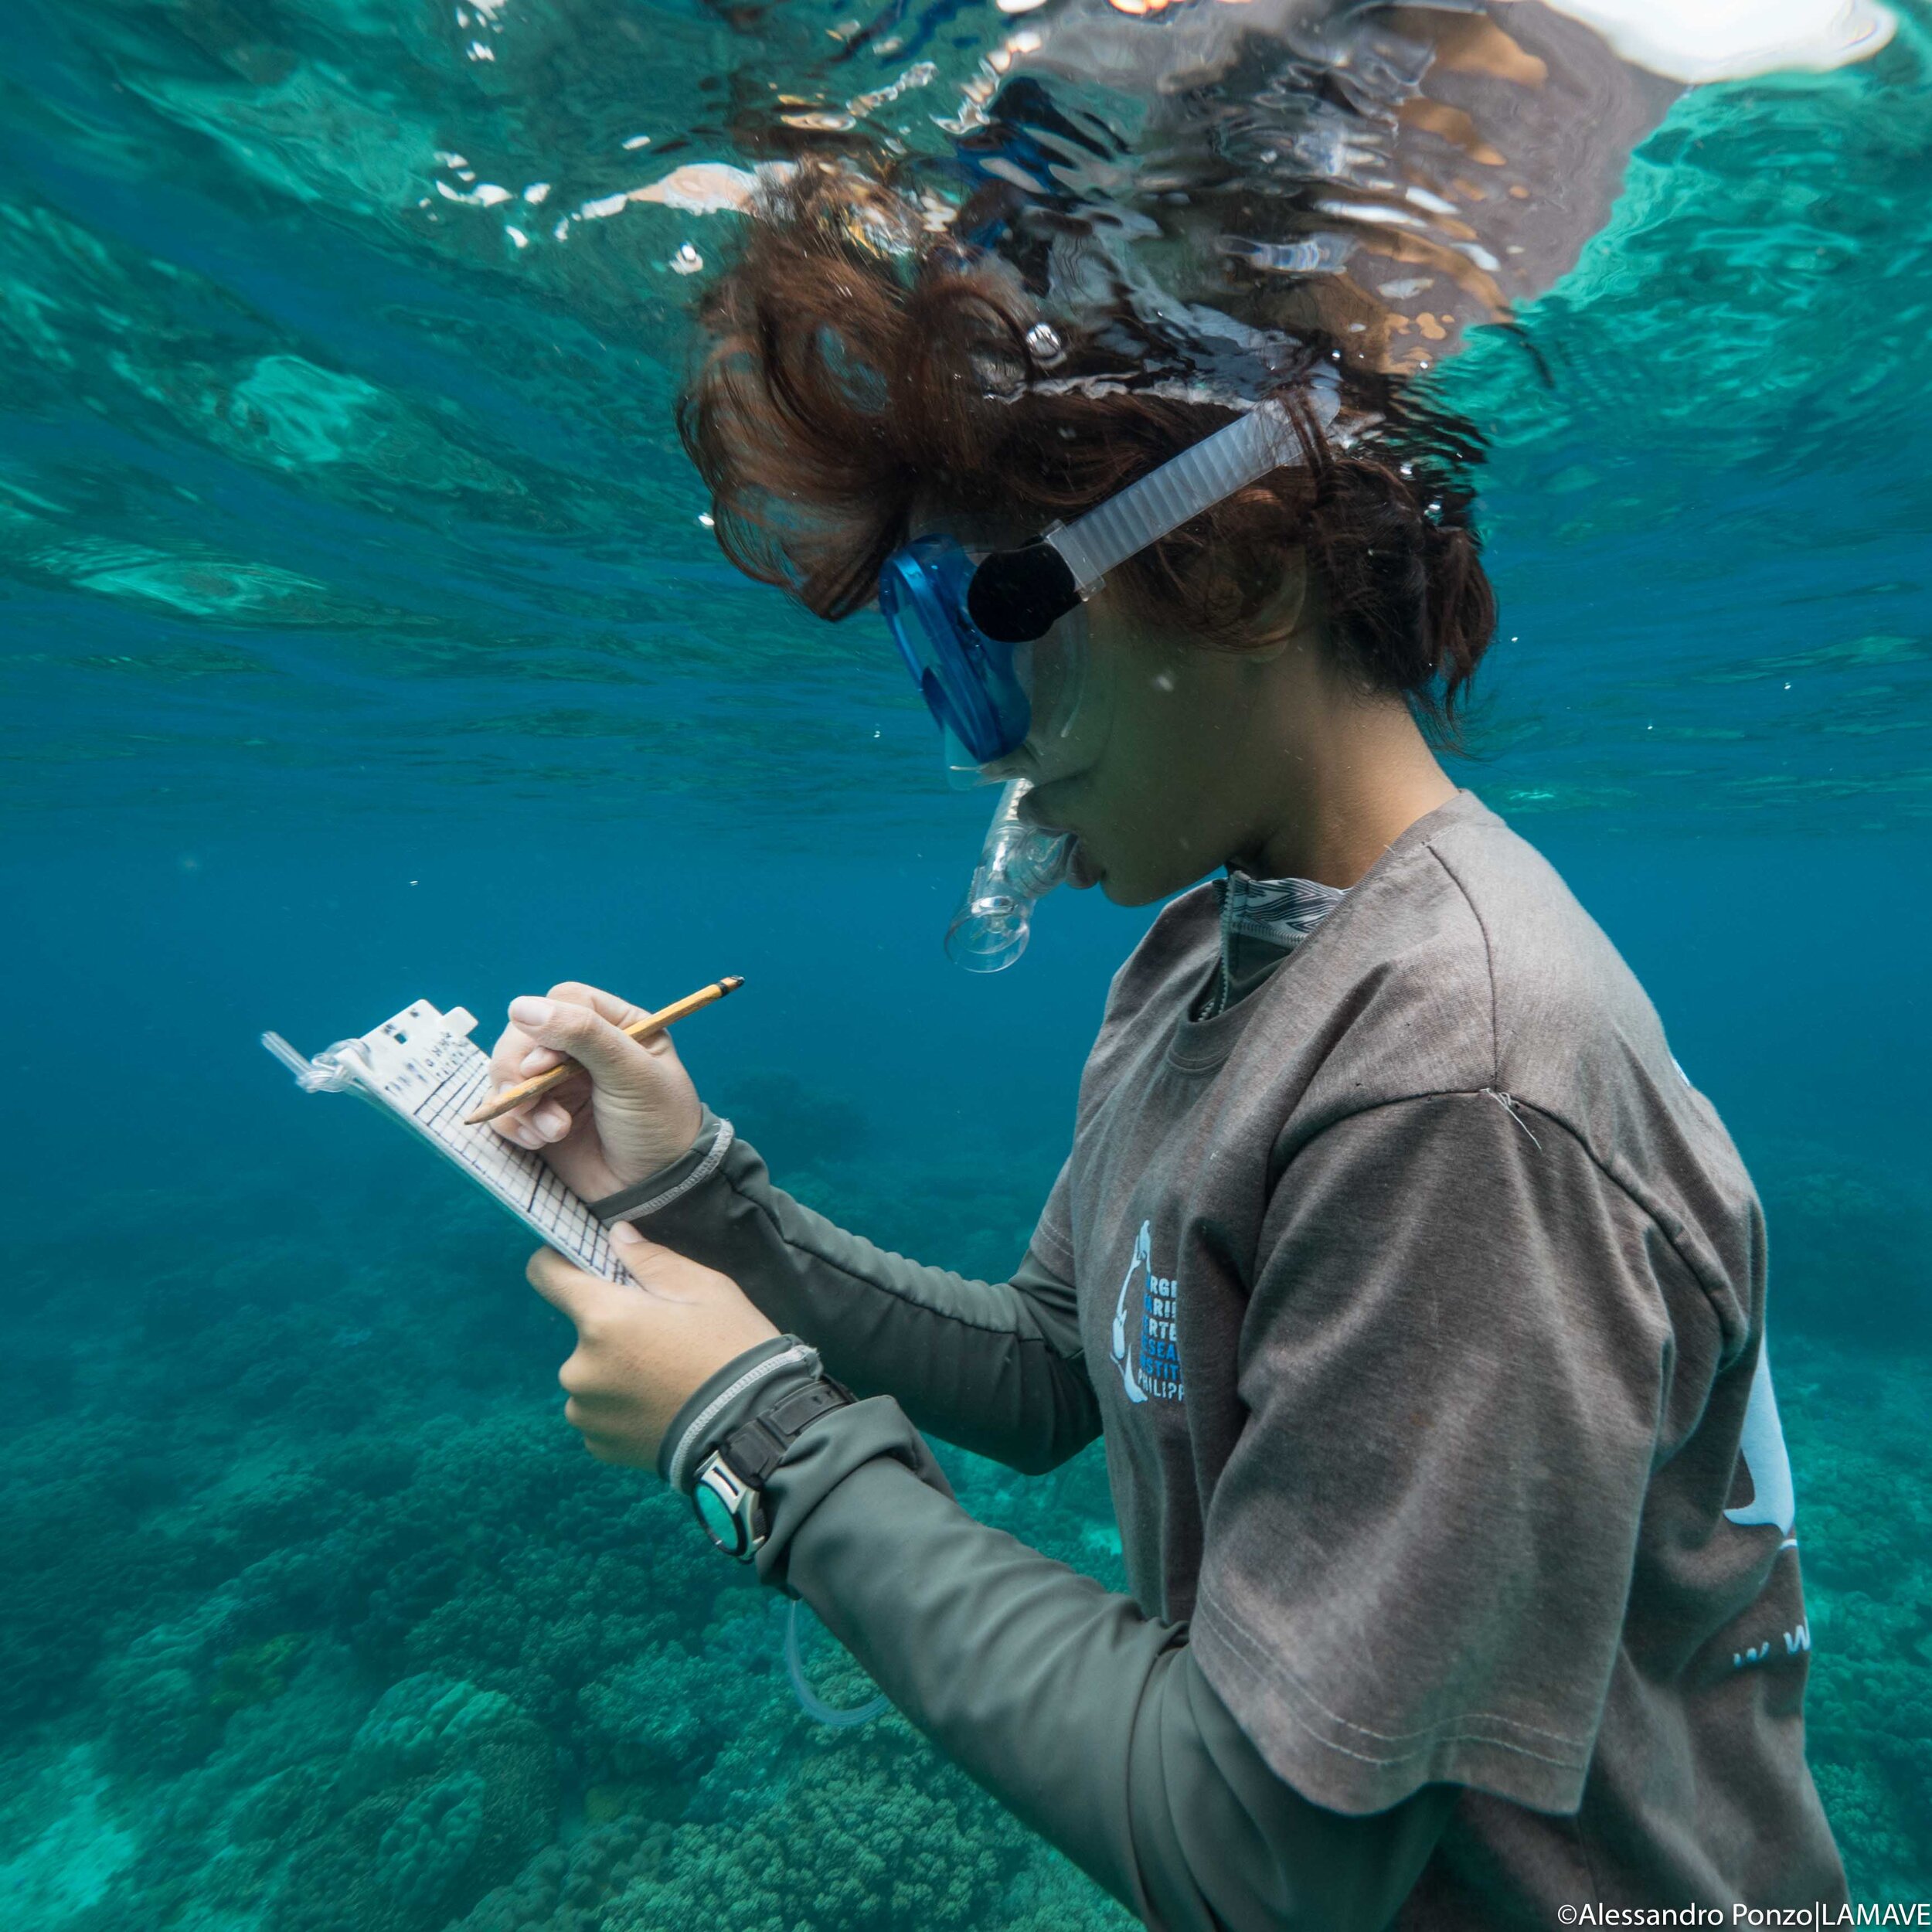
1029, 789, 1842, 1917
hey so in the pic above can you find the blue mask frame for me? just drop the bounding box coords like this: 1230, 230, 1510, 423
879, 534, 1034, 767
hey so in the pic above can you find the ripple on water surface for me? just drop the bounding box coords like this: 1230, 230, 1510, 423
1, 0, 1927, 840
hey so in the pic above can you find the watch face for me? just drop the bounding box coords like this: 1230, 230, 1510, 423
694, 1478, 744, 1556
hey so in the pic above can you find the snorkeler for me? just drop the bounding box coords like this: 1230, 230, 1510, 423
483, 159, 1845, 1927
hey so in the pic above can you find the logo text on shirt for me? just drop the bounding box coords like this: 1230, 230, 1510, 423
1111, 1219, 1184, 1405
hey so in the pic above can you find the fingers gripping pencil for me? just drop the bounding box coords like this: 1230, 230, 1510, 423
462, 977, 743, 1126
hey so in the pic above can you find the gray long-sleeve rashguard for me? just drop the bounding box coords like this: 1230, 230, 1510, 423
594, 792, 1844, 1929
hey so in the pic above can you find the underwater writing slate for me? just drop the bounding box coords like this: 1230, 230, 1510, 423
262, 999, 626, 1282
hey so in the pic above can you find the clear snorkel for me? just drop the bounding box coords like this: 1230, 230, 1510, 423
908, 376, 1341, 971
946, 777, 1075, 972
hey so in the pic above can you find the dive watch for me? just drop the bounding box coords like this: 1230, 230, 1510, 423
691, 1372, 855, 1561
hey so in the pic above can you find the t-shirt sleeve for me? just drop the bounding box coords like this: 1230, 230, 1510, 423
1029, 1155, 1076, 1276
1191, 1090, 1702, 1817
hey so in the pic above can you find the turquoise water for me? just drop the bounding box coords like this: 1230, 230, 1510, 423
4, 1, 1932, 1924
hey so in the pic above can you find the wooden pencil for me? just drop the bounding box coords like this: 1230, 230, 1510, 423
464, 976, 743, 1125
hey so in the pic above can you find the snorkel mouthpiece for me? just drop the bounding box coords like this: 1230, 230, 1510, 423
946, 778, 1073, 973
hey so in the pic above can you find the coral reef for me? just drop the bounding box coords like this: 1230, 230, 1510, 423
0, 1126, 1923, 1927
1777, 1335, 1932, 1900
0, 1153, 1131, 1932
264, 1675, 559, 1932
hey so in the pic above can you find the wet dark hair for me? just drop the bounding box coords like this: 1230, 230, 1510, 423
678, 161, 1496, 725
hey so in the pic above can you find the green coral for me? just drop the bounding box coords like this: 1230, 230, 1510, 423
264, 1676, 560, 1932
611, 1726, 1023, 1932
0, 1150, 1126, 1930
210, 1634, 309, 1714
453, 1816, 672, 1931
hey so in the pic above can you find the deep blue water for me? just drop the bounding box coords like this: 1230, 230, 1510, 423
4, 0, 1931, 1924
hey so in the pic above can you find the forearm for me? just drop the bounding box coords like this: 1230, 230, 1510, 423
666, 1349, 1450, 1932
593, 1111, 1098, 1471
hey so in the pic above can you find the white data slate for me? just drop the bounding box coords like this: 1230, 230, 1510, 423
263, 999, 624, 1282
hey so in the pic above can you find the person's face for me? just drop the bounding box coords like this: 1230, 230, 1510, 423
990, 589, 1287, 905
912, 503, 1301, 906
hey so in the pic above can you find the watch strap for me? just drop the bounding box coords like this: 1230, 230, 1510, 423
719, 1374, 855, 1487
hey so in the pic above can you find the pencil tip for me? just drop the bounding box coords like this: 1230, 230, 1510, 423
721, 975, 744, 992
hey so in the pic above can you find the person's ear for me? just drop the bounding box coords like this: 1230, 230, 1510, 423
1235, 551, 1310, 663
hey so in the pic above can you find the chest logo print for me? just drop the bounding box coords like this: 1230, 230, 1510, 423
1724, 1337, 1796, 1541
1111, 1219, 1184, 1405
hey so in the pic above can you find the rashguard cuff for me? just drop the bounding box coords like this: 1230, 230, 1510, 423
589, 1107, 734, 1223
656, 1333, 822, 1494
755, 1397, 958, 1595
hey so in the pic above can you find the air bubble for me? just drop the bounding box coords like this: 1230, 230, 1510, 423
1025, 322, 1063, 363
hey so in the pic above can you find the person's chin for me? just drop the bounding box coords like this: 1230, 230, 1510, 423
1087, 853, 1159, 907
1094, 849, 1217, 907
1064, 831, 1183, 906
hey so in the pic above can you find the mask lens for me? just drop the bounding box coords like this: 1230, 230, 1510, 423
940, 723, 996, 791
1010, 601, 1089, 754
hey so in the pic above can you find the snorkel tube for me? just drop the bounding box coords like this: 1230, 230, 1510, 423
946, 779, 1073, 973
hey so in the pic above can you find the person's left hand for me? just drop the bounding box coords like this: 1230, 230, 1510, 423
528, 1223, 780, 1467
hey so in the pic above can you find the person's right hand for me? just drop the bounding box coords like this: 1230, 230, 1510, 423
485, 981, 705, 1202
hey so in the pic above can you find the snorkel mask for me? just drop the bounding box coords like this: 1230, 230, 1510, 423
880, 381, 1339, 769
882, 376, 1342, 968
